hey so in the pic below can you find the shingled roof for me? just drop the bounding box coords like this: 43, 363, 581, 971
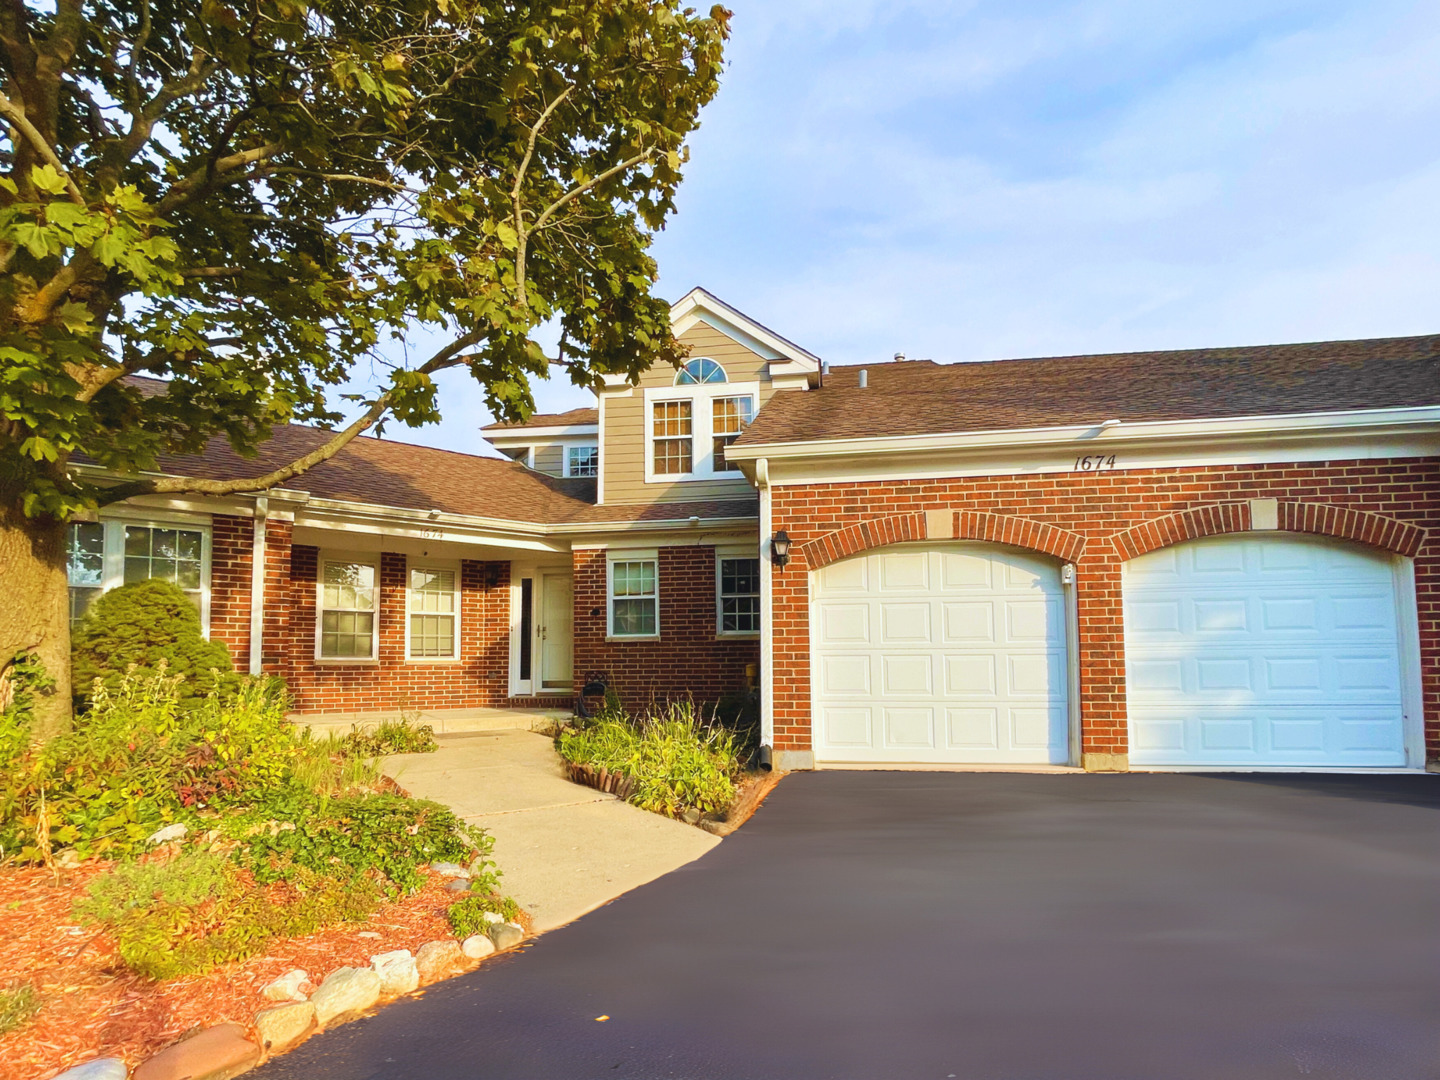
737, 333, 1440, 447
481, 407, 597, 432
152, 424, 755, 526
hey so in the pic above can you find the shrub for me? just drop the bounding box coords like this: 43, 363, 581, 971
0, 981, 39, 1035
290, 732, 385, 797
340, 717, 439, 757
557, 701, 743, 818
76, 856, 382, 981
447, 892, 520, 938
71, 580, 239, 707
0, 670, 299, 863
74, 849, 232, 924
234, 788, 492, 896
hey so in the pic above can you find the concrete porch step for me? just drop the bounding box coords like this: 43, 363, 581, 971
290, 705, 574, 738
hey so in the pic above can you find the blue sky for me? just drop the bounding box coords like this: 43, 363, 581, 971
378, 0, 1440, 454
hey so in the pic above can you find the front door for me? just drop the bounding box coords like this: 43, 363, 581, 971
539, 573, 574, 692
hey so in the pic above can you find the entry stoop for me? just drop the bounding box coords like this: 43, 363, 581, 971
290, 705, 574, 739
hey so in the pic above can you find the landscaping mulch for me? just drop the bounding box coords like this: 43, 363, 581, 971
0, 863, 461, 1080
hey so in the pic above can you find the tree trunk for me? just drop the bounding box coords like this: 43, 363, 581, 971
0, 482, 71, 740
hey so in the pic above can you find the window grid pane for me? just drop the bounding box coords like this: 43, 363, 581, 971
408, 568, 457, 657
652, 401, 693, 476
321, 561, 377, 658
712, 396, 754, 473
567, 445, 599, 477
122, 525, 204, 603
66, 522, 105, 587
720, 558, 761, 633
610, 560, 658, 636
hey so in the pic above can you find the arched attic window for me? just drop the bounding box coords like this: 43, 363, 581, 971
675, 358, 726, 385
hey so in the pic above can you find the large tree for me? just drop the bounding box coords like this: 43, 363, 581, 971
0, 0, 729, 736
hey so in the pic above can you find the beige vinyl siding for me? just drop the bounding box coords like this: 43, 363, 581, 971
532, 443, 564, 476
602, 323, 775, 505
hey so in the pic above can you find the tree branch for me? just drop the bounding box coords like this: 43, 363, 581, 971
533, 148, 655, 233
94, 329, 488, 504
0, 90, 84, 202
510, 87, 572, 296
157, 143, 280, 213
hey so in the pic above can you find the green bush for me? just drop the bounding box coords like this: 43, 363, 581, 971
557, 701, 743, 818
74, 849, 232, 924
76, 854, 381, 980
447, 892, 520, 938
71, 580, 239, 707
340, 717, 439, 757
0, 981, 39, 1035
234, 788, 491, 896
0, 670, 299, 862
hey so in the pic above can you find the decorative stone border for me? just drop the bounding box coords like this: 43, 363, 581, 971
45, 923, 527, 1080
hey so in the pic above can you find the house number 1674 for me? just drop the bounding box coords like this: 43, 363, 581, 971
1073, 455, 1117, 471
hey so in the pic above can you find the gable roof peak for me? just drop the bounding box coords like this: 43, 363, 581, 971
670, 287, 821, 371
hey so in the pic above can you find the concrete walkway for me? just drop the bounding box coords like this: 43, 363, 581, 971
382, 730, 719, 933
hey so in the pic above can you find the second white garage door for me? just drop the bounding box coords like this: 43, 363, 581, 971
1124, 533, 1410, 768
812, 543, 1071, 764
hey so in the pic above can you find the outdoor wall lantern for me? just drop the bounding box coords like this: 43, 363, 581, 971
771, 529, 791, 568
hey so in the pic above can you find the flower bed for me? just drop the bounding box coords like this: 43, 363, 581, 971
0, 664, 521, 1077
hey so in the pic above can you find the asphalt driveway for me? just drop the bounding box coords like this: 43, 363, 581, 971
253, 771, 1440, 1080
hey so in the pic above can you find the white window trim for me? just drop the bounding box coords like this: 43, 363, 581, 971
562, 442, 600, 478
404, 560, 463, 664
716, 553, 762, 638
644, 378, 759, 483
69, 515, 214, 635
315, 553, 381, 664
606, 550, 660, 640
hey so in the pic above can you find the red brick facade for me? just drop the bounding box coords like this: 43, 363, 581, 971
769, 458, 1440, 763
572, 545, 760, 714
202, 516, 755, 716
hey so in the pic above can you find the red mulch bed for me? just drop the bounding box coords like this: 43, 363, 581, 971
0, 862, 465, 1079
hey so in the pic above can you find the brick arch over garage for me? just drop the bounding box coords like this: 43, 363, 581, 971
798, 510, 1087, 570
1111, 500, 1426, 561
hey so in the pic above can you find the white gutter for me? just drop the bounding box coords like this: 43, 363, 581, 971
483, 424, 598, 439
756, 459, 774, 753
248, 496, 267, 675
724, 404, 1440, 463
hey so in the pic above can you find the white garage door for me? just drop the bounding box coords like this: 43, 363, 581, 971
812, 543, 1070, 764
1124, 534, 1409, 768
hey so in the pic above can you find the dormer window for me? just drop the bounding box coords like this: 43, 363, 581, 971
675, 358, 727, 385
646, 358, 757, 483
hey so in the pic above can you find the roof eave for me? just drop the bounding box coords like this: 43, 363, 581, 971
727, 404, 1440, 462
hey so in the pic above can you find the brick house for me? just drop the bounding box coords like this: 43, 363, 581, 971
70, 292, 1440, 772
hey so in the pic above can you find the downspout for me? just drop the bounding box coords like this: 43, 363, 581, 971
756, 458, 775, 766
248, 496, 268, 675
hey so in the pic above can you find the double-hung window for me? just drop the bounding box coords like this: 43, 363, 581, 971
408, 567, 458, 659
566, 444, 599, 477
608, 558, 658, 637
651, 401, 692, 476
712, 397, 754, 473
66, 519, 210, 625
646, 359, 758, 481
718, 557, 761, 634
319, 559, 378, 660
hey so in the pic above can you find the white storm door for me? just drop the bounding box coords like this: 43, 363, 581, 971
538, 573, 574, 692
1124, 534, 1407, 768
811, 543, 1069, 764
